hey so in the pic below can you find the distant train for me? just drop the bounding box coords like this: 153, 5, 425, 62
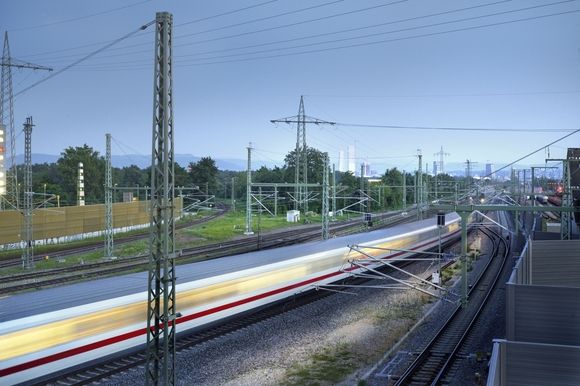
0, 214, 461, 385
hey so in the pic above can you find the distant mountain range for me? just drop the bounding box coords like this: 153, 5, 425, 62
16, 153, 278, 171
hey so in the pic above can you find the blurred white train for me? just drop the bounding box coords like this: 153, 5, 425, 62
0, 213, 461, 385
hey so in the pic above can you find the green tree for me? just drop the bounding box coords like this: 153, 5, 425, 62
31, 163, 63, 206
337, 171, 357, 190
283, 146, 326, 184
188, 157, 219, 194
116, 165, 146, 188
56, 145, 105, 205
381, 168, 404, 208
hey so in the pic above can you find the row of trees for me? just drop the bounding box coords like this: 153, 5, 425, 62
23, 145, 218, 206
21, 144, 459, 211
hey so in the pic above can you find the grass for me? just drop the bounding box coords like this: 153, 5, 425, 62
284, 344, 357, 386
179, 210, 313, 245
0, 210, 318, 276
282, 293, 433, 385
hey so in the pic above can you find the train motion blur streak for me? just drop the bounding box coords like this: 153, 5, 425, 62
0, 214, 461, 385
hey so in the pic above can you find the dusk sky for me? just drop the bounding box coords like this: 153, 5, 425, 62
2, 0, 580, 174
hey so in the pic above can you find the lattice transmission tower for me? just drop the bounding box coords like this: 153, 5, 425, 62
1, 32, 51, 209
434, 145, 450, 175
271, 96, 335, 213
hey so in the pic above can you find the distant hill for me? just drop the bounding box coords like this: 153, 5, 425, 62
16, 153, 278, 171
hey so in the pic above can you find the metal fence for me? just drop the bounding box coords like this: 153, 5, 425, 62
488, 238, 580, 385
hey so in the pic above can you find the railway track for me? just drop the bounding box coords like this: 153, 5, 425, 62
393, 225, 510, 386
0, 208, 227, 269
0, 209, 416, 295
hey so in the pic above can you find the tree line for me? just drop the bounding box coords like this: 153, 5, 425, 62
20, 144, 458, 211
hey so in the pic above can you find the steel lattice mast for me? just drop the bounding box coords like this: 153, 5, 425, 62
297, 96, 307, 212
245, 143, 254, 235
417, 150, 423, 220
270, 96, 335, 213
22, 117, 33, 269
146, 12, 177, 386
104, 133, 113, 258
322, 152, 329, 239
1, 32, 51, 210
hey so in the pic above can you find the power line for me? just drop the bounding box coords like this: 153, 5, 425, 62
21, 0, 514, 67
50, 2, 578, 71
176, 0, 577, 63
176, 0, 281, 26
20, 0, 540, 67
176, 0, 406, 41
38, 0, 408, 63
18, 0, 281, 59
335, 122, 579, 132
8, 0, 152, 32
14, 20, 155, 97
24, 1, 578, 71
483, 129, 580, 178
304, 89, 580, 98
173, 8, 580, 66
176, 0, 516, 57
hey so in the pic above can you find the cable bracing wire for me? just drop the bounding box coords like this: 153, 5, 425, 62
14, 20, 156, 97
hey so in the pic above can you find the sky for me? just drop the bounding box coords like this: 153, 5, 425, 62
1, 0, 580, 175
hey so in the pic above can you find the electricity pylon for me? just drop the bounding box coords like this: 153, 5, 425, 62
1, 32, 52, 209
434, 146, 450, 174
271, 96, 335, 213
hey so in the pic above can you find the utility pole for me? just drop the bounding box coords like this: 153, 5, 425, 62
360, 163, 365, 214
104, 133, 113, 259
146, 12, 177, 386
417, 150, 423, 220
22, 117, 33, 269
271, 96, 335, 213
322, 153, 329, 240
231, 177, 235, 212
331, 163, 336, 220
1, 32, 52, 210
402, 170, 406, 209
245, 143, 254, 235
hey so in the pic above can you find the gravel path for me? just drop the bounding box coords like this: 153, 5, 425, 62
102, 231, 497, 386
